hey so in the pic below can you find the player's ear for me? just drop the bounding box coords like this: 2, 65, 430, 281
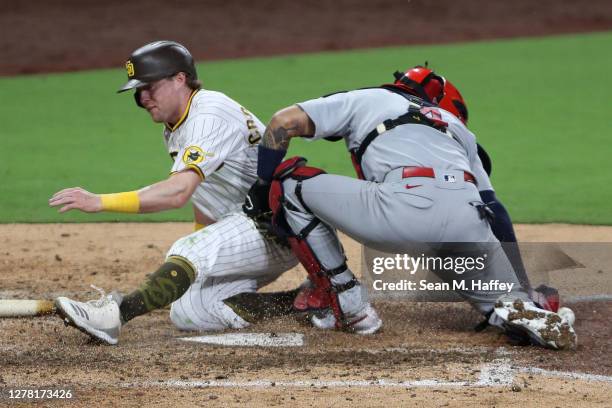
173, 72, 187, 87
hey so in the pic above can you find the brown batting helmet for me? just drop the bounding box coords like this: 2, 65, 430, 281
118, 40, 197, 93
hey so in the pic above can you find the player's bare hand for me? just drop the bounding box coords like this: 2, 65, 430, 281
49, 187, 103, 213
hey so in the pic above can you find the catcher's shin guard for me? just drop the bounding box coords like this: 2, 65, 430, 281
269, 157, 354, 328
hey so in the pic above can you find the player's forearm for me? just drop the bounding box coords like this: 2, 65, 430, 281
136, 184, 182, 213
262, 105, 314, 150
101, 172, 198, 214
49, 171, 200, 214
257, 105, 314, 182
261, 119, 297, 151
137, 172, 200, 213
95, 183, 184, 214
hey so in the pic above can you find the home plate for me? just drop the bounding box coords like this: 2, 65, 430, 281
179, 332, 304, 347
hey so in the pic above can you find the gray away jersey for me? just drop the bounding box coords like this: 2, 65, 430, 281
297, 88, 493, 191
164, 89, 264, 221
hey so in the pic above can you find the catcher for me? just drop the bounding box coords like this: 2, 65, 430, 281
241, 65, 577, 349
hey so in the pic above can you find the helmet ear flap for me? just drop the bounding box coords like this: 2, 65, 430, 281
437, 79, 468, 125
134, 89, 144, 108
423, 75, 444, 104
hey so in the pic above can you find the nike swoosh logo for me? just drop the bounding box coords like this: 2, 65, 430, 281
405, 184, 422, 189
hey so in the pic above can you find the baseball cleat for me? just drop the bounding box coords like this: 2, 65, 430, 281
55, 287, 122, 345
311, 303, 382, 335
493, 299, 576, 350
309, 282, 383, 335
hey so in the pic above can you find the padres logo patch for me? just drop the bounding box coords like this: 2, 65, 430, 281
125, 60, 135, 77
182, 146, 205, 165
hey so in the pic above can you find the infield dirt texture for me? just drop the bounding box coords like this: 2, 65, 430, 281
1, 1, 611, 407
0, 224, 611, 406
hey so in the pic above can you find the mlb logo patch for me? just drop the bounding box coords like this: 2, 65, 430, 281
443, 174, 456, 183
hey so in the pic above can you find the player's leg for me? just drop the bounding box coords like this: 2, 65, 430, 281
55, 255, 196, 345
164, 213, 296, 331
426, 190, 531, 314
428, 187, 576, 349
169, 275, 302, 330
169, 276, 256, 331
270, 158, 382, 334
295, 170, 525, 310
288, 172, 440, 251
289, 168, 576, 349
56, 213, 297, 344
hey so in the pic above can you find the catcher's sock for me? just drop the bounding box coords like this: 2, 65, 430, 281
119, 256, 195, 323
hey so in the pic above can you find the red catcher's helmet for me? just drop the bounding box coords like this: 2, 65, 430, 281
392, 66, 469, 125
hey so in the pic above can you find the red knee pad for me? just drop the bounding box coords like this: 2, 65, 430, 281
272, 156, 326, 182
269, 156, 320, 214
272, 156, 307, 179
269, 156, 326, 231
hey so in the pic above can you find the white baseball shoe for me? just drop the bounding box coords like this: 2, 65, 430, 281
311, 284, 382, 335
491, 298, 576, 350
55, 286, 122, 345
312, 304, 382, 335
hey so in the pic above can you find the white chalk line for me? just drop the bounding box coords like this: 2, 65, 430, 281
355, 346, 505, 355
122, 352, 515, 390
119, 355, 612, 390
179, 332, 304, 347
519, 367, 612, 383
475, 360, 514, 387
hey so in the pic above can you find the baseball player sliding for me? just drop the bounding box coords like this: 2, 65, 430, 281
49, 41, 309, 345
242, 69, 577, 349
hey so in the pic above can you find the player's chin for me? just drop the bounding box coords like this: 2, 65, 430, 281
146, 109, 163, 123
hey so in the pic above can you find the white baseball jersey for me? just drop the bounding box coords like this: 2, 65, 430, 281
164, 89, 263, 221
161, 88, 298, 331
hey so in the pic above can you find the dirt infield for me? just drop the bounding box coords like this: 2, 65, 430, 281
0, 223, 610, 406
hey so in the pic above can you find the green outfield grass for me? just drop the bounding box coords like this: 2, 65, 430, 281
1, 31, 610, 224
